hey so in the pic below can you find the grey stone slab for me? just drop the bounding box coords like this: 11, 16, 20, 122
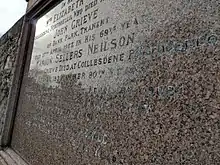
0, 156, 7, 165
0, 151, 17, 165
11, 0, 220, 164
0, 149, 27, 165
5, 149, 28, 165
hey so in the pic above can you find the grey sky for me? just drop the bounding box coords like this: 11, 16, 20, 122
0, 0, 27, 35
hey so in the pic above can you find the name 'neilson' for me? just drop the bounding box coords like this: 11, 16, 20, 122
87, 33, 135, 55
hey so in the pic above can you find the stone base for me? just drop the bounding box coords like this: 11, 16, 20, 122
0, 149, 27, 165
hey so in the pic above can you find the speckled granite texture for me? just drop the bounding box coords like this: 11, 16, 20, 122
0, 17, 24, 144
11, 0, 220, 164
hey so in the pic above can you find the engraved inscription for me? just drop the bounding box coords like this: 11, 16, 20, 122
30, 0, 220, 91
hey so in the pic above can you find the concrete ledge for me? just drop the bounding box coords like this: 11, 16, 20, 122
0, 156, 7, 165
0, 148, 28, 165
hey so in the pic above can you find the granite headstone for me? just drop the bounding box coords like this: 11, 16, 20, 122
11, 0, 220, 164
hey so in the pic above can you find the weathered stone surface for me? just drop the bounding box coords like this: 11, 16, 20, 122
0, 17, 24, 143
12, 0, 220, 164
